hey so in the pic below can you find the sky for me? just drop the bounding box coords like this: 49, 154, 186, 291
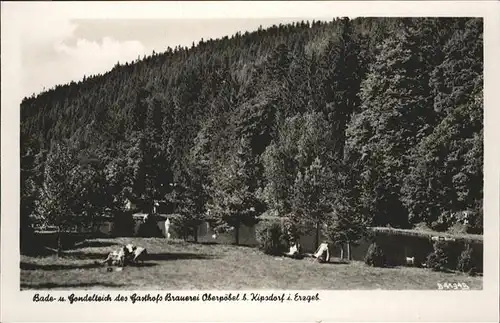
21, 17, 329, 99
12, 0, 490, 100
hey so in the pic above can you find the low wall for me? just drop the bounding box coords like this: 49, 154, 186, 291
368, 232, 483, 271
92, 216, 484, 273
181, 219, 325, 250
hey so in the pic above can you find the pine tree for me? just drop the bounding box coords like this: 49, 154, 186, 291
263, 112, 337, 245
165, 167, 207, 242
291, 157, 333, 249
208, 138, 263, 245
346, 20, 439, 228
324, 162, 369, 259
38, 143, 82, 253
262, 114, 305, 216
402, 91, 483, 228
165, 129, 213, 241
320, 17, 362, 160
402, 19, 483, 229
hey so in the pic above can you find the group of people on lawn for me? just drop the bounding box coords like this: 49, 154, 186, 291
101, 238, 330, 269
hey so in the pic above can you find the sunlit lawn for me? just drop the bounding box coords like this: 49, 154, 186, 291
21, 237, 482, 290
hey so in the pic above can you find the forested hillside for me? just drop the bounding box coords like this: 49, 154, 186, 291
20, 17, 483, 248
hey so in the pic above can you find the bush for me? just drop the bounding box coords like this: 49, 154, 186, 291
466, 208, 483, 234
281, 218, 300, 243
426, 241, 449, 272
457, 244, 477, 275
111, 211, 135, 237
256, 221, 287, 256
430, 211, 452, 231
168, 213, 198, 241
364, 242, 386, 267
137, 216, 164, 238
20, 216, 37, 255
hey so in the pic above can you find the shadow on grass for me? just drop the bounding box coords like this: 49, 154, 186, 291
23, 250, 111, 260
233, 243, 259, 248
21, 282, 125, 289
70, 240, 120, 250
147, 252, 218, 261
432, 268, 456, 274
21, 261, 161, 271
21, 252, 216, 271
326, 259, 350, 265
194, 241, 257, 248
60, 251, 110, 260
128, 262, 158, 267
21, 248, 57, 257
362, 264, 435, 270
21, 261, 104, 271
21, 243, 74, 257
300, 257, 350, 264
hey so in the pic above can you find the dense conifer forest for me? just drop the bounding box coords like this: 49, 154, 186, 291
20, 17, 483, 249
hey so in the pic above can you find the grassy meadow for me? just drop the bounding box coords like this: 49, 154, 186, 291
20, 237, 482, 290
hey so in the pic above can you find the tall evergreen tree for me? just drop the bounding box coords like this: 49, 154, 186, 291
320, 17, 362, 160
291, 157, 333, 248
402, 19, 483, 229
263, 112, 337, 245
346, 20, 438, 228
208, 138, 264, 245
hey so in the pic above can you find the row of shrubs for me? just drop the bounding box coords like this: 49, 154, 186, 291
256, 219, 479, 276
365, 241, 479, 276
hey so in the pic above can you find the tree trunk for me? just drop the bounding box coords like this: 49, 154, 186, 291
315, 221, 320, 250
347, 241, 351, 260
340, 245, 344, 260
194, 225, 198, 243
57, 228, 62, 257
90, 215, 95, 234
235, 223, 240, 246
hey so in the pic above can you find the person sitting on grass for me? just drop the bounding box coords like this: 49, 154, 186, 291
100, 246, 131, 267
310, 242, 330, 263
98, 244, 149, 268
125, 243, 148, 265
284, 241, 302, 259
132, 246, 148, 264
